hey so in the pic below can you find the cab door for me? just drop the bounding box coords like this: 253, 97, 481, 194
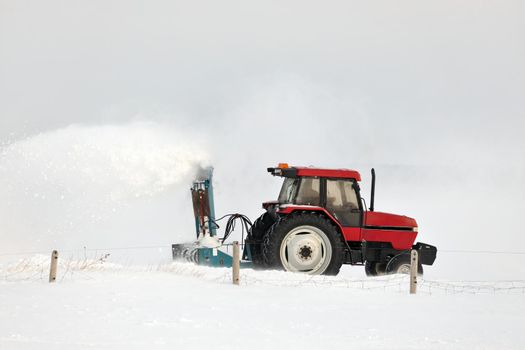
324, 178, 362, 241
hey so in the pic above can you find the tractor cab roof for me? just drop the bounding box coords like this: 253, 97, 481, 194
268, 164, 361, 181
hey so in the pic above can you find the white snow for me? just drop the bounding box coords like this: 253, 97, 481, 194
1, 257, 524, 349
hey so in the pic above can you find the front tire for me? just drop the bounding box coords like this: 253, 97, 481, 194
262, 212, 345, 275
365, 261, 386, 276
385, 253, 423, 275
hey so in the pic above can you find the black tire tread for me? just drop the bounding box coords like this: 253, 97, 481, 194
365, 261, 387, 277
247, 212, 276, 268
261, 211, 345, 276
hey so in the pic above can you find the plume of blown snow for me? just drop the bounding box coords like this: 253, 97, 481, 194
0, 122, 209, 255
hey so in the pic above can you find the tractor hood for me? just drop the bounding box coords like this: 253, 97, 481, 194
364, 211, 418, 230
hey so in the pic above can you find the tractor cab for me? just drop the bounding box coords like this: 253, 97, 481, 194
268, 164, 363, 227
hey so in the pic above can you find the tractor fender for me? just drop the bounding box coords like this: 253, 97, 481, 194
276, 205, 346, 238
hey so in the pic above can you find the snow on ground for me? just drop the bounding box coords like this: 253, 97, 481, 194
1, 257, 524, 350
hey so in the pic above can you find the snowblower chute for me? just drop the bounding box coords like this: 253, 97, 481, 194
172, 164, 437, 276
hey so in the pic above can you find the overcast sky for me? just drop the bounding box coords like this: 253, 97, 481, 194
1, 1, 523, 148
1, 1, 524, 277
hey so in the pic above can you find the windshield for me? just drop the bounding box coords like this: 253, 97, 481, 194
278, 178, 299, 203
277, 177, 321, 205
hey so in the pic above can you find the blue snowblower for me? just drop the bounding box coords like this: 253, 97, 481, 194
171, 167, 254, 268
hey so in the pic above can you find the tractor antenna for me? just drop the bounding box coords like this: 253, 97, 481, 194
370, 168, 376, 212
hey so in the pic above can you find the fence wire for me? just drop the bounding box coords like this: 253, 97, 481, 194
227, 273, 525, 295
2, 254, 525, 296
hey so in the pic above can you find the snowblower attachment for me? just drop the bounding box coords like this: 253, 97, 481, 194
171, 167, 253, 268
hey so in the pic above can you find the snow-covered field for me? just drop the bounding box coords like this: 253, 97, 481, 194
1, 256, 524, 350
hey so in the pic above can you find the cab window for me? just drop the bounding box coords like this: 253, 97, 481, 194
278, 178, 299, 204
295, 178, 320, 206
326, 179, 360, 226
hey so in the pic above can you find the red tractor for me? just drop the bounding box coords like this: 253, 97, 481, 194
246, 164, 437, 275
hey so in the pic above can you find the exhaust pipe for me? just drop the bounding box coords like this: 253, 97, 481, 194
370, 168, 376, 212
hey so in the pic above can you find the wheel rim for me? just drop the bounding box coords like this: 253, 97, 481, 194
279, 225, 332, 274
396, 263, 411, 275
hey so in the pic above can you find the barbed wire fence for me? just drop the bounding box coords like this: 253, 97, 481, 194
1, 246, 525, 295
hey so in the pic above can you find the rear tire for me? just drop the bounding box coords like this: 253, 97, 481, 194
246, 212, 276, 268
262, 212, 345, 275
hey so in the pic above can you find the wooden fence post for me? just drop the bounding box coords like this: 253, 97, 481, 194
49, 250, 58, 283
410, 249, 418, 294
232, 241, 240, 285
